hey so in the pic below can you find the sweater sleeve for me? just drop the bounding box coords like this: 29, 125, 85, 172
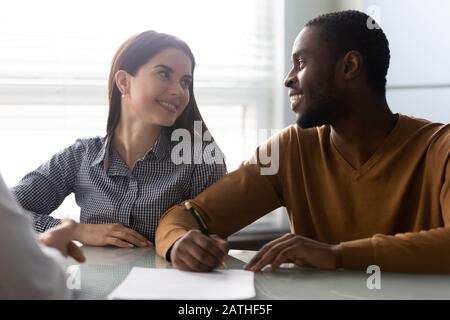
341, 132, 450, 274
156, 131, 285, 259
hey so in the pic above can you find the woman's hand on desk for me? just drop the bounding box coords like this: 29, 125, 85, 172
170, 230, 229, 272
245, 233, 342, 272
74, 223, 152, 248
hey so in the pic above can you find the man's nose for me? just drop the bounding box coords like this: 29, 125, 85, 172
284, 69, 295, 88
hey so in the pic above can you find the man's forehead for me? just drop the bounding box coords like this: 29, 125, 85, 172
292, 27, 320, 57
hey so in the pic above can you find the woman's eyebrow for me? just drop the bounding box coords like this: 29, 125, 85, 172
154, 64, 192, 78
154, 64, 174, 73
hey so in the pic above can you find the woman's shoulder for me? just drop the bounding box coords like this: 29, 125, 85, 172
73, 135, 106, 148
50, 136, 108, 168
58, 135, 106, 157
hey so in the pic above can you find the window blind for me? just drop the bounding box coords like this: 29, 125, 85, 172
0, 0, 284, 231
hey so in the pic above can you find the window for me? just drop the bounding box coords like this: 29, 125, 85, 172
0, 0, 286, 232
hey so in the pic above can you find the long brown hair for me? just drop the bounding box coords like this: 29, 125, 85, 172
107, 30, 211, 140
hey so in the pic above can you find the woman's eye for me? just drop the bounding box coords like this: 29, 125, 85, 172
298, 60, 305, 70
181, 78, 192, 89
158, 70, 170, 80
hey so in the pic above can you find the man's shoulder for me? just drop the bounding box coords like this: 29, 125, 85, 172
399, 113, 438, 130
400, 114, 450, 143
398, 114, 450, 165
427, 123, 450, 156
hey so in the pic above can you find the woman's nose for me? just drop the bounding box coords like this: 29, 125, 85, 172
168, 81, 184, 96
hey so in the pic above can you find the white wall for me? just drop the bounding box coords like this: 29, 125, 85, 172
277, 0, 450, 125
362, 0, 450, 123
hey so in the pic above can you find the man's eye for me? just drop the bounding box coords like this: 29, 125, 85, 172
298, 60, 305, 70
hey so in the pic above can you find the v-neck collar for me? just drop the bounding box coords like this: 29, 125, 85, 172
329, 113, 404, 179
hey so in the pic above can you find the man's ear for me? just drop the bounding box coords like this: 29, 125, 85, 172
342, 50, 363, 81
115, 70, 131, 96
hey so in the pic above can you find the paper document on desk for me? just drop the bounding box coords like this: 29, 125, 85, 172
108, 267, 255, 300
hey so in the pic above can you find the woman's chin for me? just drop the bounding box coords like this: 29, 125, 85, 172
158, 118, 177, 128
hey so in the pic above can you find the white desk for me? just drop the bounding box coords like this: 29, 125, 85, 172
67, 246, 450, 300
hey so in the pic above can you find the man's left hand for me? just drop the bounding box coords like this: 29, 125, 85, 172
245, 233, 342, 272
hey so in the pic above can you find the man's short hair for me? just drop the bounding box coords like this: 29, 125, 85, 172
306, 10, 390, 93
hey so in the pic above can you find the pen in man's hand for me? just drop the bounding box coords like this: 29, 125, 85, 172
184, 201, 228, 268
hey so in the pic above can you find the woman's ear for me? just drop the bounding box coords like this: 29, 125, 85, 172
115, 70, 130, 96
342, 50, 363, 81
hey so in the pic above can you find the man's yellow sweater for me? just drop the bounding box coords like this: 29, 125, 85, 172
156, 114, 450, 273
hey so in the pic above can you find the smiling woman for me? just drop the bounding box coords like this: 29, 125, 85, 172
107, 31, 213, 169
0, 0, 281, 236
10, 31, 227, 248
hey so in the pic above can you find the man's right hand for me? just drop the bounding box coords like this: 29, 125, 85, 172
74, 223, 152, 248
170, 230, 229, 272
